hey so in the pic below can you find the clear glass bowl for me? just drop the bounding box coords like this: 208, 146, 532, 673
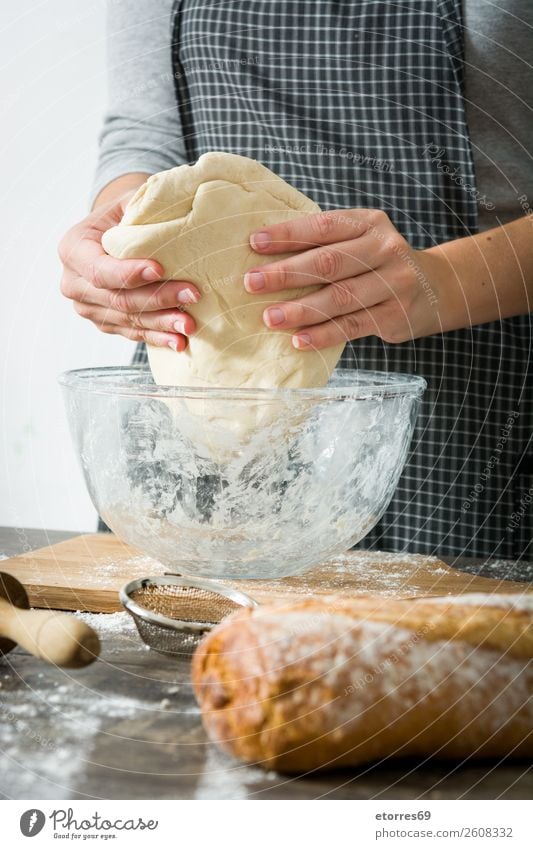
59, 366, 426, 579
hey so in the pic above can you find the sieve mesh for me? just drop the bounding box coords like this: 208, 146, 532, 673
121, 576, 257, 656
134, 618, 203, 655
130, 583, 242, 626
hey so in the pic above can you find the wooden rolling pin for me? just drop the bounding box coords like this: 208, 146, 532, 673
0, 572, 100, 668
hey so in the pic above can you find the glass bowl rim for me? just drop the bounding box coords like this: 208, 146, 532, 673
58, 365, 426, 401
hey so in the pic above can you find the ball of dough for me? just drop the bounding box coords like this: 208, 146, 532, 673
102, 152, 344, 391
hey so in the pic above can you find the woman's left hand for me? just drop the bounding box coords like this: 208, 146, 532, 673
245, 209, 443, 349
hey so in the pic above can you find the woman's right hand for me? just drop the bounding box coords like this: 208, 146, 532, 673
58, 193, 200, 351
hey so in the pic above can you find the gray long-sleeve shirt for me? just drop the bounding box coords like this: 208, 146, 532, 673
92, 0, 533, 232
92, 2, 184, 195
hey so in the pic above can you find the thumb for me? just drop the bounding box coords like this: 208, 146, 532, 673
89, 191, 136, 234
119, 188, 139, 215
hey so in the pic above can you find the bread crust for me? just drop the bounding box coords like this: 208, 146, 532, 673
192, 595, 533, 773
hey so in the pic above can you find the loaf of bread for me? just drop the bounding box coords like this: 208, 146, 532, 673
192, 594, 533, 773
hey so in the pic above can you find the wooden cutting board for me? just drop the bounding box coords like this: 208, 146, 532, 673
1, 533, 530, 613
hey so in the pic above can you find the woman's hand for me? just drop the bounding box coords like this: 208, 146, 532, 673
59, 189, 200, 351
245, 209, 445, 349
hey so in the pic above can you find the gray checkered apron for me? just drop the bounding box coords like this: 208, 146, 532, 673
131, 0, 532, 559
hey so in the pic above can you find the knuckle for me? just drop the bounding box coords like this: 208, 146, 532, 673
388, 258, 407, 281
381, 325, 403, 343
154, 286, 171, 310
288, 301, 306, 325
122, 326, 143, 342
314, 247, 342, 281
377, 305, 403, 343
273, 262, 290, 290
126, 312, 144, 330
382, 233, 406, 259
143, 331, 164, 348
88, 261, 105, 288
341, 312, 362, 339
394, 264, 415, 294
73, 301, 92, 319
366, 209, 388, 229
311, 212, 336, 240
57, 234, 69, 264
117, 264, 135, 288
329, 282, 354, 311
147, 313, 167, 332
273, 221, 292, 245
60, 274, 73, 299
110, 290, 131, 313
57, 225, 80, 264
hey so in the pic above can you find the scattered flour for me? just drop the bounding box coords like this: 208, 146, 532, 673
195, 745, 279, 800
75, 610, 136, 635
82, 554, 162, 587
252, 551, 446, 598
429, 593, 533, 611
475, 558, 533, 581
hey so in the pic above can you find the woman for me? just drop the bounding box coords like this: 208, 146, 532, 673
59, 1, 532, 559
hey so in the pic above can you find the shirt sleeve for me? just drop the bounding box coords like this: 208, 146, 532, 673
91, 0, 186, 206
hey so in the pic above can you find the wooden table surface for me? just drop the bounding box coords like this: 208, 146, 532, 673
0, 527, 531, 801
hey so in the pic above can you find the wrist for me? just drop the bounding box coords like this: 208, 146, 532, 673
414, 247, 466, 335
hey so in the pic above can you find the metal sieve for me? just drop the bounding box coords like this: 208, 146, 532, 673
120, 575, 258, 655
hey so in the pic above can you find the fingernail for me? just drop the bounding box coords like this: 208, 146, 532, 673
264, 307, 284, 327
177, 287, 199, 305
250, 231, 271, 251
174, 319, 188, 335
293, 333, 312, 349
244, 271, 265, 292
142, 267, 160, 282
168, 339, 179, 352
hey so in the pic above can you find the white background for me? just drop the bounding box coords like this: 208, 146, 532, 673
0, 1, 132, 534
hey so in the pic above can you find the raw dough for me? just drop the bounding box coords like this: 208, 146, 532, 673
102, 152, 344, 391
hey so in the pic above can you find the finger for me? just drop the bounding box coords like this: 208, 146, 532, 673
244, 233, 380, 294
75, 304, 197, 337
62, 226, 165, 289
113, 323, 189, 352
60, 272, 133, 307
107, 280, 201, 312
249, 209, 388, 254
63, 274, 200, 312
262, 272, 387, 330
291, 305, 389, 350
85, 315, 189, 352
